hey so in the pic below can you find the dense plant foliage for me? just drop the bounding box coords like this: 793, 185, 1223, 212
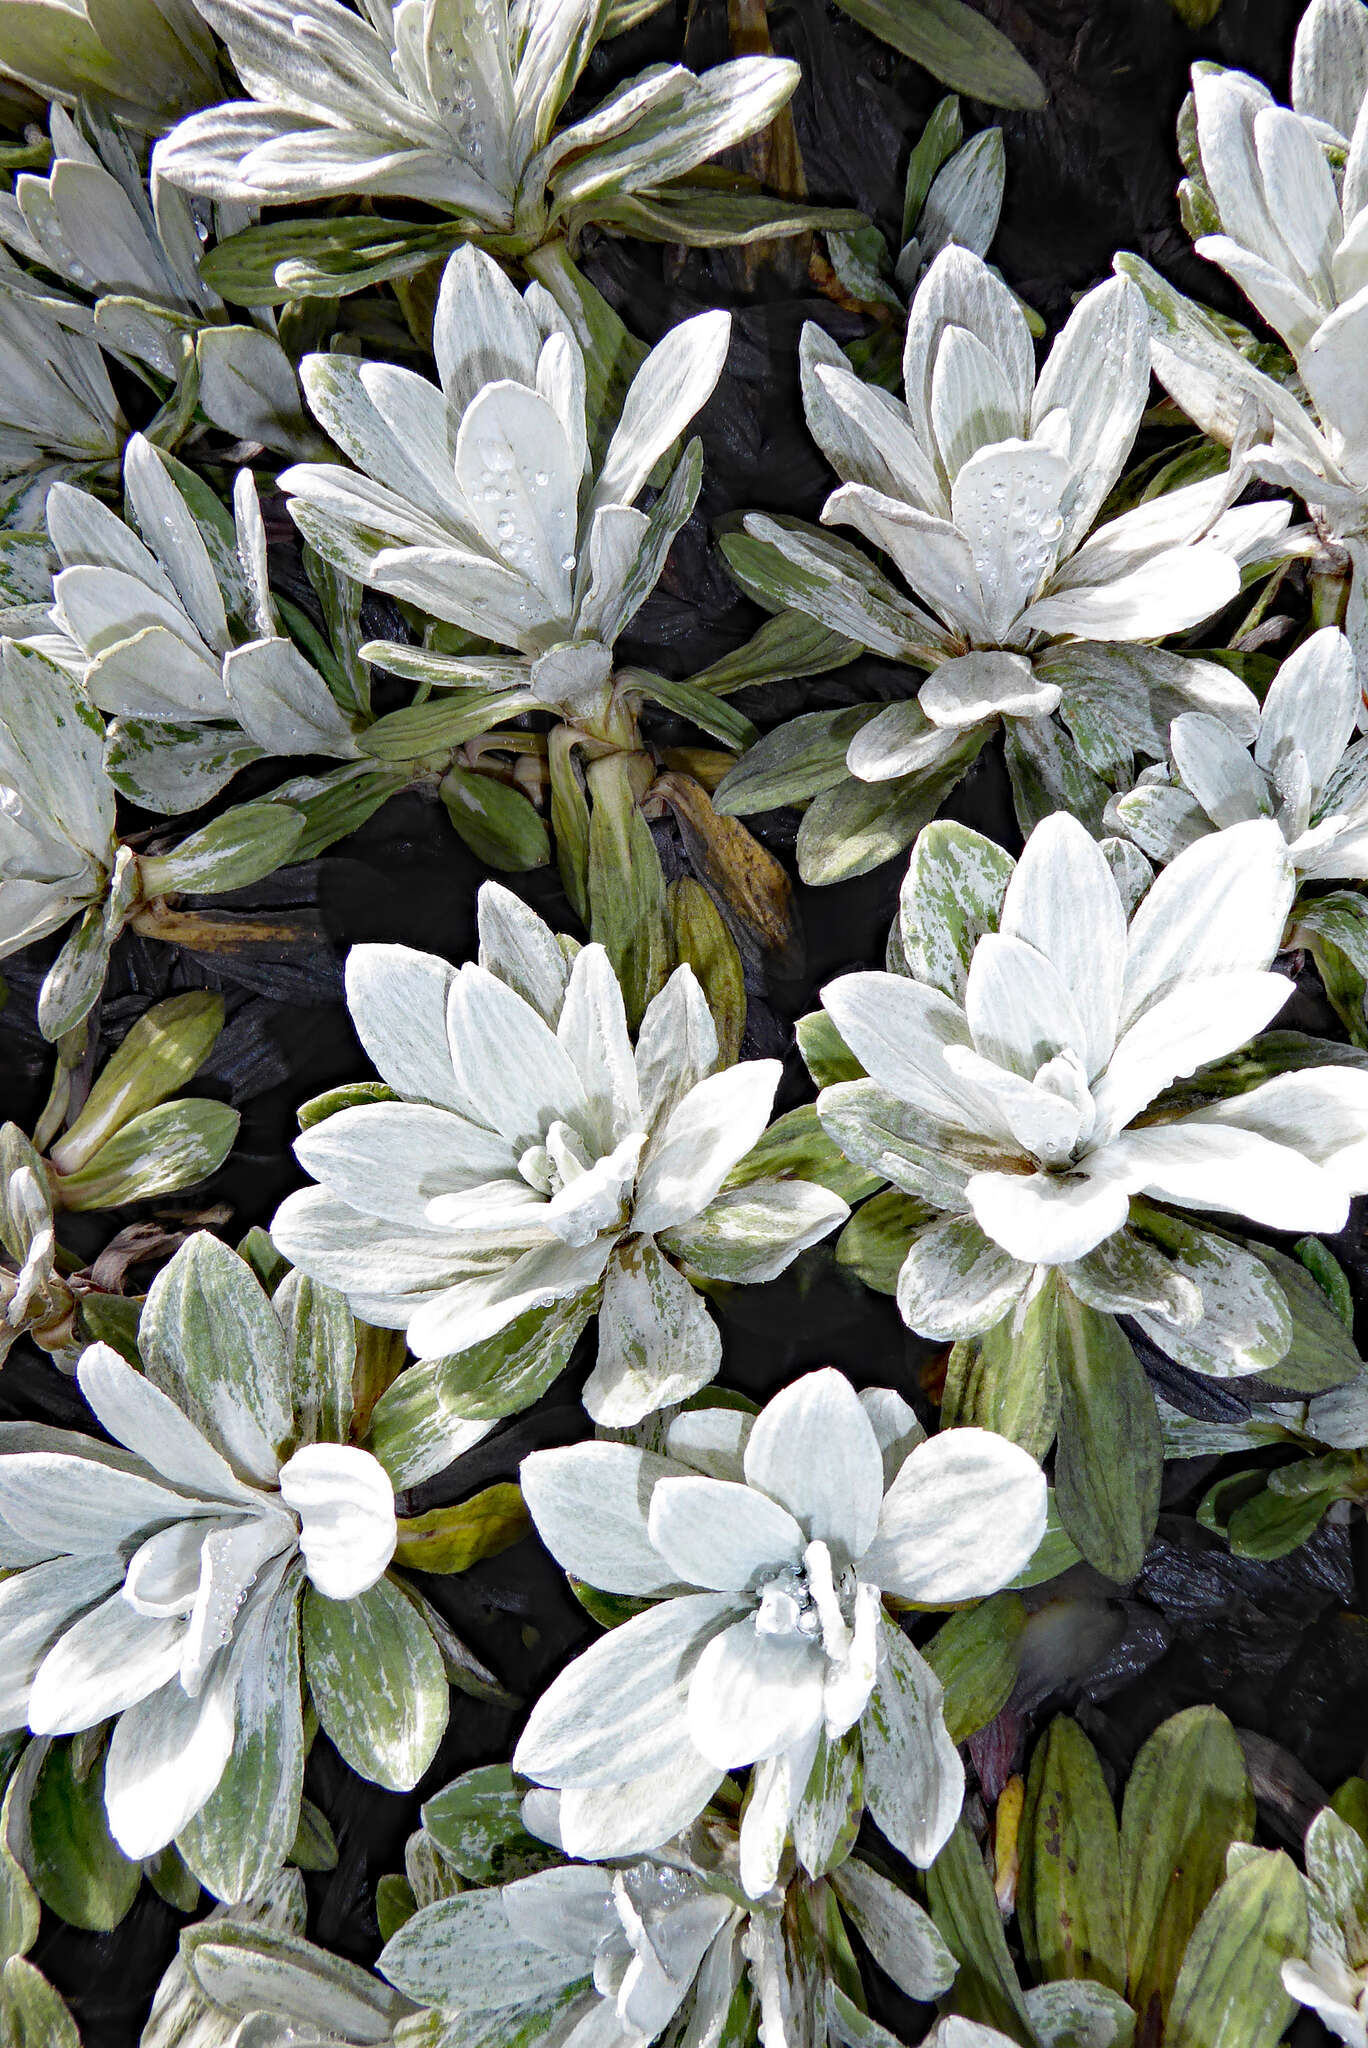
1, 0, 1367, 2042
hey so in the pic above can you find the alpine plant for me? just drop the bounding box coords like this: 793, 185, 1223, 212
0, 1233, 476, 1896
0, 104, 314, 455
0, 270, 126, 527
1108, 628, 1368, 879
817, 810, 1368, 1575
513, 1368, 1046, 1884
718, 246, 1287, 879
38, 430, 361, 814
0, 638, 307, 1039
373, 1765, 959, 2045
1118, 0, 1368, 679
1283, 1803, 1368, 2045
1108, 626, 1368, 1042
151, 0, 800, 260
272, 881, 848, 1431
278, 242, 730, 728
0, 0, 220, 131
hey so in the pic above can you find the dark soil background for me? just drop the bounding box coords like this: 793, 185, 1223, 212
5, 1, 1359, 2040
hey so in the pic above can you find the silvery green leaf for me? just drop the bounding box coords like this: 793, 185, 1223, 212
301, 1577, 447, 1793
584, 1237, 723, 1426
861, 1620, 964, 1867
365, 1304, 580, 1489
830, 1857, 958, 2001
51, 1098, 239, 1209
894, 1214, 1031, 1339
713, 706, 884, 817
732, 517, 948, 662
36, 900, 117, 1042
513, 1594, 735, 1791
549, 59, 799, 211
379, 1887, 592, 2010
796, 733, 988, 886
137, 799, 305, 898
105, 720, 265, 815
139, 1232, 295, 1485
183, 1919, 408, 2043
0, 1953, 80, 2047
916, 127, 1005, 273
1023, 1981, 1136, 2048
0, 0, 217, 127
520, 1442, 691, 1596
896, 820, 1013, 999
659, 1180, 849, 1285
139, 1867, 306, 2047
195, 328, 317, 459
222, 639, 360, 758
176, 1564, 305, 1907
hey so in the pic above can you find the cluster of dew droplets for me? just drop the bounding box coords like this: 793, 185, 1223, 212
424, 4, 505, 166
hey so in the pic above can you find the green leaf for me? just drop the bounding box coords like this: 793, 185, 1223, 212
367, 1293, 594, 1487
903, 94, 964, 236
1247, 1242, 1362, 1395
0, 1765, 38, 1966
1224, 1475, 1342, 1559
729, 1104, 884, 1206
76, 1292, 143, 1363
358, 688, 530, 760
836, 1189, 932, 1294
713, 706, 886, 814
290, 1798, 339, 1873
797, 1011, 863, 1088
375, 1873, 418, 1941
1295, 1235, 1356, 1330
200, 215, 466, 306
586, 753, 671, 1026
1004, 1498, 1084, 1588
302, 1579, 448, 1793
144, 1843, 201, 1912
22, 1744, 138, 1933
394, 1484, 532, 1575
439, 765, 551, 871
666, 876, 747, 1068
139, 1232, 294, 1481
686, 611, 860, 697
1120, 1707, 1254, 2028
1020, 1718, 1126, 1993
828, 0, 1044, 105
421, 1767, 560, 1885
630, 672, 757, 751
923, 1593, 1026, 1743
943, 1279, 1063, 1462
274, 1270, 356, 1453
48, 991, 224, 1173
1330, 1777, 1368, 1852
1165, 1851, 1305, 2048
1053, 1293, 1161, 1582
926, 1824, 1034, 2043
273, 764, 406, 862
589, 185, 868, 246
569, 1581, 655, 1629
895, 820, 1012, 996
296, 1081, 400, 1131
52, 1098, 239, 1210
176, 1566, 304, 1906
0, 1956, 80, 2048
137, 799, 305, 898
797, 738, 987, 883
